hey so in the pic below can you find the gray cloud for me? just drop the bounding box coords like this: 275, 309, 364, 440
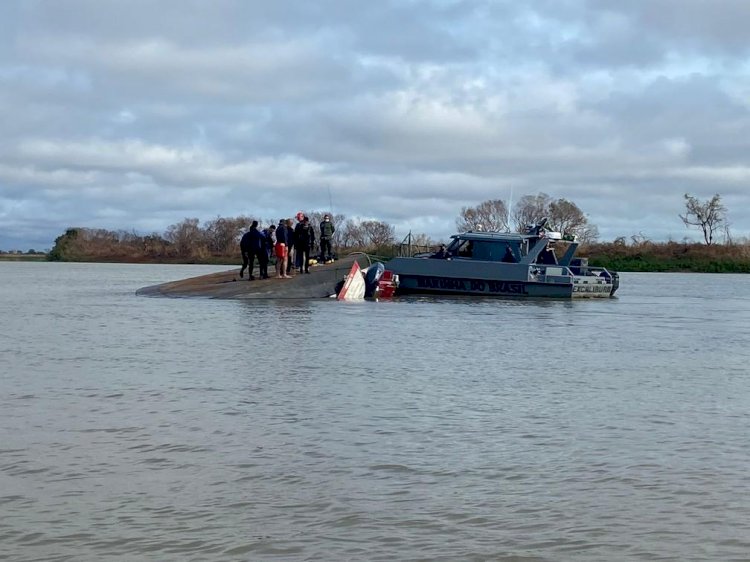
1, 0, 750, 251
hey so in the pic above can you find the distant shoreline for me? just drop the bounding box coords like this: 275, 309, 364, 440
5, 252, 749, 273
0, 254, 47, 261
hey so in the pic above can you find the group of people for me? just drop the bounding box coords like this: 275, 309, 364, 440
239, 214, 336, 281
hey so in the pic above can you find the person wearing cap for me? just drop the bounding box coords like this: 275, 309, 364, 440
319, 214, 335, 263
294, 216, 315, 274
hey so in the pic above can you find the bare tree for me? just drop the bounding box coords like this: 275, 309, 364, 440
578, 223, 600, 245
204, 216, 253, 255
456, 199, 509, 232
510, 192, 594, 241
723, 222, 733, 245
548, 198, 588, 236
340, 219, 365, 248
165, 218, 204, 257
142, 233, 169, 257
679, 193, 727, 245
409, 232, 435, 247
360, 220, 396, 247
340, 218, 395, 250
511, 193, 551, 232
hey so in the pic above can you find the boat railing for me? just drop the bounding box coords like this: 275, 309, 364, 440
394, 231, 434, 257
529, 265, 573, 284
529, 265, 613, 285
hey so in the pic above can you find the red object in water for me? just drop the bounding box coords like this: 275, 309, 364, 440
376, 270, 397, 298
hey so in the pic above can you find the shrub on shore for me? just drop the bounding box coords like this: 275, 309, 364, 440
584, 240, 750, 273
45, 219, 750, 273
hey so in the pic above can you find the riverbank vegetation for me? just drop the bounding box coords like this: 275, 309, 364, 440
0, 250, 47, 261
47, 213, 404, 264
44, 223, 750, 273
40, 192, 749, 272
587, 239, 750, 273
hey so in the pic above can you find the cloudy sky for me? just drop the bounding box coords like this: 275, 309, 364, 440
2, 0, 750, 250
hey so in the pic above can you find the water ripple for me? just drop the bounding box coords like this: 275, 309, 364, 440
2, 265, 750, 560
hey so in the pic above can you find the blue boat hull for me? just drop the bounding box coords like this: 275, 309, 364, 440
395, 273, 576, 298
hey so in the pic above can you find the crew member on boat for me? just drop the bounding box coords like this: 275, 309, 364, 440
431, 244, 450, 259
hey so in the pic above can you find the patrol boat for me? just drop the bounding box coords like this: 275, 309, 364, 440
386, 219, 619, 298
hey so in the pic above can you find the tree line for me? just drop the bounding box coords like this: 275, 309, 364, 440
456, 192, 599, 243
50, 190, 599, 263
48, 212, 409, 262
458, 191, 736, 247
46, 191, 746, 271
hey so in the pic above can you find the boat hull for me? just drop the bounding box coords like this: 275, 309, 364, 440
395, 274, 575, 298
387, 257, 615, 299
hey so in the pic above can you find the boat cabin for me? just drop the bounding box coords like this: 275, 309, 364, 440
444, 227, 570, 267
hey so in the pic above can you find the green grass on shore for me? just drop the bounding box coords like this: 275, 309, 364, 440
0, 254, 48, 261
589, 256, 750, 273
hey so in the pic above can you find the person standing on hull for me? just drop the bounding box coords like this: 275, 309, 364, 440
257, 225, 271, 279
293, 212, 305, 271
294, 216, 315, 274
239, 220, 263, 280
284, 218, 296, 275
275, 219, 291, 279
319, 214, 335, 263
263, 224, 277, 262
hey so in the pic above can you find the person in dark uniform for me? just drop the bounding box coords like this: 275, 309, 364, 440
275, 219, 289, 278
257, 226, 270, 279
284, 218, 296, 275
294, 216, 316, 274
239, 220, 263, 280
319, 214, 335, 263
263, 224, 276, 260
537, 242, 557, 265
431, 244, 450, 259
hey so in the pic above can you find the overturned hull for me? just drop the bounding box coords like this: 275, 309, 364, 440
136, 255, 369, 299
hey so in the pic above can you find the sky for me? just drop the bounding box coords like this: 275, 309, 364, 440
2, 0, 750, 250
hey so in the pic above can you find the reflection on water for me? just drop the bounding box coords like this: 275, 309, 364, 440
2, 263, 750, 561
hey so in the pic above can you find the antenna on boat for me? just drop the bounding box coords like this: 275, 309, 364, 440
507, 188, 513, 233
327, 186, 334, 216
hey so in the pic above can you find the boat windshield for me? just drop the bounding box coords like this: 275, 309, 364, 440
453, 239, 473, 258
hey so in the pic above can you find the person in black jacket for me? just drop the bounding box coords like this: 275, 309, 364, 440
294, 216, 315, 274
239, 221, 263, 280
274, 219, 290, 278
284, 218, 296, 275
319, 214, 335, 263
257, 226, 271, 279
430, 244, 450, 259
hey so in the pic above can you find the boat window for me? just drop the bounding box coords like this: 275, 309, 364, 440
455, 239, 473, 257
536, 243, 558, 264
